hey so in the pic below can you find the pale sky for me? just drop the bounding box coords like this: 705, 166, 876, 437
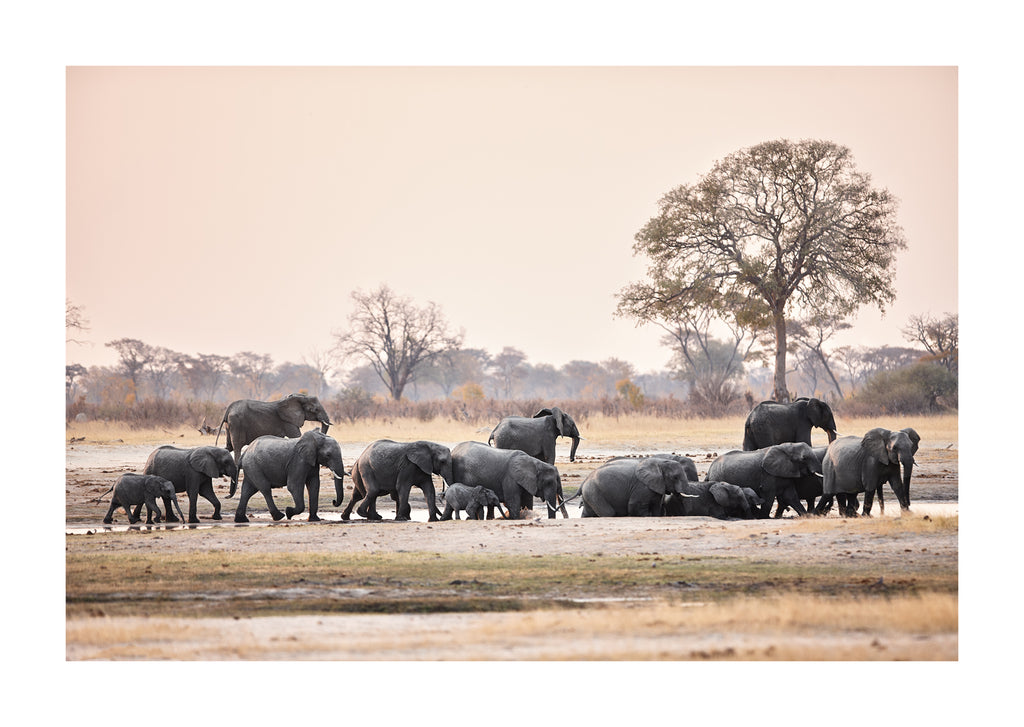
65, 66, 956, 376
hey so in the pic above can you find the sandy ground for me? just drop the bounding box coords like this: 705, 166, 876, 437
65, 431, 958, 662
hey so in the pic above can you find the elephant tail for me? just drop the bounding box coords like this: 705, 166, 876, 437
215, 420, 225, 447
93, 484, 115, 503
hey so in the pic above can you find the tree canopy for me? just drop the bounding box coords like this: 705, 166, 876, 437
618, 138, 906, 401
332, 285, 464, 400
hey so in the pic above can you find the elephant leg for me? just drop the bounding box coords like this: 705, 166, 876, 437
234, 481, 262, 523
356, 490, 384, 520
259, 487, 286, 521
877, 485, 885, 516
419, 481, 439, 522
393, 487, 411, 521
199, 480, 222, 520
861, 486, 876, 517
814, 495, 834, 516
103, 500, 118, 524
285, 480, 307, 520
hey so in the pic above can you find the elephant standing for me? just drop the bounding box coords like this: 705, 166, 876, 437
234, 430, 345, 523
664, 481, 764, 519
816, 427, 920, 517
450, 441, 564, 519
577, 457, 691, 518
142, 445, 237, 523
743, 397, 838, 450
440, 484, 508, 520
488, 406, 582, 464
706, 442, 824, 517
100, 474, 185, 525
605, 454, 699, 483
216, 393, 333, 494
773, 446, 827, 518
340, 440, 452, 522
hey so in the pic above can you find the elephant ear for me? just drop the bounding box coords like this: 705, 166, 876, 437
635, 459, 670, 495
509, 454, 539, 495
861, 428, 893, 464
406, 444, 434, 476
288, 433, 318, 482
277, 397, 306, 428
533, 407, 555, 419
708, 482, 736, 508
742, 487, 765, 507
901, 428, 921, 456
188, 448, 223, 479
762, 445, 802, 478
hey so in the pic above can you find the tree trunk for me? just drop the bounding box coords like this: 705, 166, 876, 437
772, 309, 790, 402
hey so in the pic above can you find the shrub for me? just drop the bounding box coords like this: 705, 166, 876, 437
841, 362, 957, 416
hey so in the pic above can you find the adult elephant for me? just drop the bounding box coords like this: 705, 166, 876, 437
743, 397, 838, 450
663, 481, 764, 520
216, 393, 333, 494
706, 442, 823, 517
142, 445, 237, 523
606, 454, 699, 484
340, 440, 452, 522
451, 441, 564, 519
577, 457, 692, 517
773, 446, 827, 518
99, 474, 185, 525
234, 430, 346, 523
489, 406, 582, 464
816, 427, 921, 517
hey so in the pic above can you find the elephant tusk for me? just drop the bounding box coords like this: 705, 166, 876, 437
677, 493, 700, 498
813, 472, 824, 478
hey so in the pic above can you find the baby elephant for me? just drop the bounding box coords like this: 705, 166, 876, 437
100, 474, 185, 525
664, 481, 765, 519
441, 484, 508, 520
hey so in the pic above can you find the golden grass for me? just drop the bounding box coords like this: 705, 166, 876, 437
788, 511, 959, 535
66, 412, 959, 450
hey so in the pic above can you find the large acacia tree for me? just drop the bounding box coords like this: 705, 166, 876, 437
333, 285, 463, 401
618, 139, 906, 401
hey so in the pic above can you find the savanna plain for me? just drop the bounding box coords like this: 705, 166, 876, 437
65, 414, 958, 661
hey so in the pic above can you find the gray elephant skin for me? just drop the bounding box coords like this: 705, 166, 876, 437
706, 442, 823, 517
664, 481, 764, 519
440, 484, 508, 520
489, 406, 582, 464
773, 445, 827, 518
216, 393, 333, 493
605, 454, 699, 483
341, 440, 452, 522
578, 457, 690, 517
142, 445, 237, 523
817, 427, 920, 517
451, 441, 564, 519
101, 473, 185, 525
743, 397, 838, 450
234, 430, 345, 523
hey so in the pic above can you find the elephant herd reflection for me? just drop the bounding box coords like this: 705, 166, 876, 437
97, 396, 920, 525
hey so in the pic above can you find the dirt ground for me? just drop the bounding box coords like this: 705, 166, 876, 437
65, 426, 958, 663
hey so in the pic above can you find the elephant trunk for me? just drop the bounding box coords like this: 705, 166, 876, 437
331, 471, 346, 508
898, 457, 914, 511
826, 429, 837, 443
172, 498, 186, 524
440, 461, 454, 488
569, 436, 580, 463
319, 419, 331, 434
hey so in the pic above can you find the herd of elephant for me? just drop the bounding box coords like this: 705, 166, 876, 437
97, 393, 920, 526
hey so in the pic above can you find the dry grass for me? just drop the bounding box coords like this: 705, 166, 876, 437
66, 592, 958, 661
66, 412, 959, 451
787, 511, 959, 535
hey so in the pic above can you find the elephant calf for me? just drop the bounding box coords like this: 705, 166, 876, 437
441, 484, 508, 520
664, 481, 764, 519
100, 474, 185, 525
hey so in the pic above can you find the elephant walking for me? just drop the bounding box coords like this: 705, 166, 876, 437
706, 442, 823, 517
577, 457, 691, 517
216, 394, 333, 494
743, 397, 838, 450
233, 430, 345, 523
773, 446, 827, 518
340, 440, 452, 522
142, 445, 237, 523
816, 427, 920, 517
451, 441, 564, 519
440, 484, 508, 520
489, 406, 582, 464
100, 474, 185, 525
